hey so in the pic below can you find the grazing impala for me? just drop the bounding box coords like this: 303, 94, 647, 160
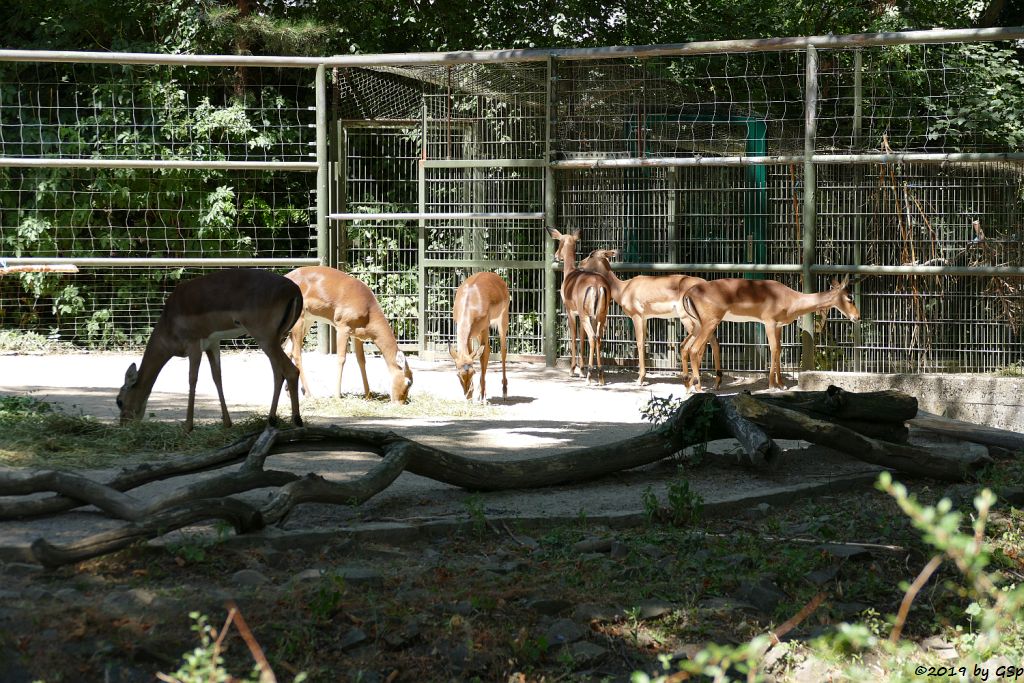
546, 227, 587, 376
284, 266, 413, 403
578, 249, 722, 388
117, 269, 303, 432
681, 276, 861, 392
449, 271, 510, 401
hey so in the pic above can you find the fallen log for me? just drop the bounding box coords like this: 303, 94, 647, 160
756, 385, 918, 422
715, 398, 781, 466
730, 393, 988, 481
910, 411, 1024, 453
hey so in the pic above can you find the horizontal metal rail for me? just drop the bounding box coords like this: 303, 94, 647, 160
551, 262, 1024, 277
422, 159, 547, 169
0, 49, 323, 68
5, 27, 1022, 70
321, 27, 1024, 66
0, 158, 318, 171
550, 152, 1024, 170
330, 212, 546, 221
425, 259, 547, 270
1, 257, 320, 268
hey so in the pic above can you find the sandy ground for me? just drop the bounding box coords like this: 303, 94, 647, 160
0, 351, 884, 559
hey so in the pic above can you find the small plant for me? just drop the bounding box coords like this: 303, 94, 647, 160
463, 494, 488, 536
309, 571, 347, 623
666, 476, 704, 525
159, 609, 306, 683
640, 393, 685, 426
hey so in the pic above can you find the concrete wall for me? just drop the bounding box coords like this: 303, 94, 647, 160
799, 372, 1024, 433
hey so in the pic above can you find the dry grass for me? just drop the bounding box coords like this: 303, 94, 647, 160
303, 391, 501, 420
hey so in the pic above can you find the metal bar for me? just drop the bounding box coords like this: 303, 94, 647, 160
801, 45, 819, 371
5, 28, 1023, 69
549, 152, 1024, 169
0, 49, 325, 67
426, 259, 549, 270
329, 212, 546, 221
543, 54, 558, 367
315, 64, 330, 353
852, 48, 864, 373
423, 159, 547, 168
318, 27, 1024, 66
2, 258, 320, 267
0, 158, 318, 171
550, 262, 804, 273
546, 261, 1024, 276
810, 264, 1024, 277
418, 104, 428, 353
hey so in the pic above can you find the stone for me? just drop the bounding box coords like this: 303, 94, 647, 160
609, 541, 630, 559
804, 564, 840, 586
698, 597, 760, 614
339, 627, 368, 651
573, 538, 613, 554
636, 599, 674, 620
734, 579, 787, 614
545, 618, 586, 646
289, 568, 323, 584
526, 598, 573, 616
0, 563, 43, 578
231, 569, 271, 587
815, 543, 871, 561
568, 641, 607, 667
573, 603, 623, 623
334, 565, 384, 588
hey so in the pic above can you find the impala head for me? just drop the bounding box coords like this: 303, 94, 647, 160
390, 350, 414, 403
546, 227, 582, 263
448, 342, 485, 400
116, 362, 147, 424
578, 248, 619, 272
829, 276, 861, 322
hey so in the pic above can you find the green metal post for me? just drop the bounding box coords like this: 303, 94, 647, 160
543, 55, 558, 367
852, 48, 864, 372
315, 64, 330, 353
800, 46, 819, 370
418, 103, 428, 354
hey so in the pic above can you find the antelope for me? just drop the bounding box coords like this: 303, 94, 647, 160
284, 266, 413, 403
577, 249, 722, 388
117, 268, 303, 432
449, 271, 510, 402
571, 270, 610, 385
681, 276, 861, 392
546, 227, 586, 376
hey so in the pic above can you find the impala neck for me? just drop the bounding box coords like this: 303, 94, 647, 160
789, 288, 841, 318
134, 328, 176, 399
369, 313, 403, 370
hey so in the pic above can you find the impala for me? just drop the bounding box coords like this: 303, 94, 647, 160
577, 249, 722, 388
571, 269, 610, 385
284, 266, 413, 402
449, 271, 510, 401
117, 268, 303, 432
681, 276, 861, 392
546, 227, 587, 376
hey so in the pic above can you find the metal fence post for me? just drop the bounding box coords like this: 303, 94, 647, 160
543, 55, 558, 367
852, 48, 864, 372
315, 63, 330, 353
800, 45, 818, 370
418, 103, 428, 354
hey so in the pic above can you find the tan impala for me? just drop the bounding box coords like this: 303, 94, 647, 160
117, 268, 303, 432
284, 266, 413, 403
571, 269, 610, 385
449, 271, 510, 401
578, 249, 722, 388
546, 227, 587, 376
681, 276, 861, 392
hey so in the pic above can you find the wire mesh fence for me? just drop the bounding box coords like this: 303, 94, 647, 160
3, 31, 1023, 377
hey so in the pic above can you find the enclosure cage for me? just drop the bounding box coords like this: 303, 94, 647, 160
2, 28, 1023, 376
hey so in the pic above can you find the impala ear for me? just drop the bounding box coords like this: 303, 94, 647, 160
124, 363, 139, 387
395, 350, 406, 369
571, 228, 581, 239
471, 344, 486, 361
448, 344, 458, 361
545, 226, 560, 239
